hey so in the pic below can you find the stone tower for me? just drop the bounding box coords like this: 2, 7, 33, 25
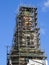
7, 6, 47, 65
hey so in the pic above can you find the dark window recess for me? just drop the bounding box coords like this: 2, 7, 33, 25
27, 36, 30, 45
27, 36, 30, 40
28, 42, 30, 45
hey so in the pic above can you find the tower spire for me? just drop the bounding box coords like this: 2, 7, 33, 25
7, 6, 47, 65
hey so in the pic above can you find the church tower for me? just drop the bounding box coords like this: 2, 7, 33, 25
7, 6, 47, 65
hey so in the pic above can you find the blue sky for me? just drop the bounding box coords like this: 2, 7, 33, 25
0, 0, 49, 65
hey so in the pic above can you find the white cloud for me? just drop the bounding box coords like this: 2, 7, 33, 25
44, 0, 49, 8
42, 0, 49, 11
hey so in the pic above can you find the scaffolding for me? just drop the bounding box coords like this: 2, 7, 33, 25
7, 6, 47, 65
